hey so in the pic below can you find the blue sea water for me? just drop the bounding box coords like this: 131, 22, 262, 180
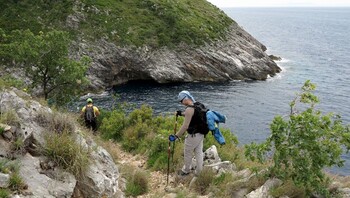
83, 8, 350, 175
223, 7, 350, 175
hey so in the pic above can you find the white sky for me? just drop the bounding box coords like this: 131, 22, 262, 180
206, 0, 350, 7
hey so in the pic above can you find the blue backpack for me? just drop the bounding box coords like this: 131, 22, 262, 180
193, 102, 226, 145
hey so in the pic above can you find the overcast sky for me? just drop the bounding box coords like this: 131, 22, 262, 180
206, 0, 350, 7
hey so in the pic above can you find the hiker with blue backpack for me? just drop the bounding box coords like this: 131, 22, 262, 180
169, 91, 205, 177
81, 98, 100, 133
168, 91, 227, 177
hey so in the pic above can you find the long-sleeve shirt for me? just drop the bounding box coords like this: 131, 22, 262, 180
176, 106, 194, 137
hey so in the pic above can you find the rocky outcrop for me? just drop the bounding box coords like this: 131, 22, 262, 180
73, 22, 281, 90
0, 88, 124, 198
19, 154, 76, 198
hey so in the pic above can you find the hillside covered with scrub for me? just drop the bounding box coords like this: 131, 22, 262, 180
1, 0, 232, 47
0, 81, 350, 197
2, 1, 350, 197
1, 0, 281, 92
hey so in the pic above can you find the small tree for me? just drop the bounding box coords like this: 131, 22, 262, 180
0, 28, 91, 106
245, 80, 350, 196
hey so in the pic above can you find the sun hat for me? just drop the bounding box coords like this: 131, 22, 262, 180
86, 98, 93, 103
177, 91, 195, 103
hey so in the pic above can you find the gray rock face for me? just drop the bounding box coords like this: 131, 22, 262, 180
73, 23, 281, 90
19, 154, 76, 198
0, 89, 124, 198
75, 134, 123, 198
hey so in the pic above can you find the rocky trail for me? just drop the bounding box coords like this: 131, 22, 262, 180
114, 143, 175, 197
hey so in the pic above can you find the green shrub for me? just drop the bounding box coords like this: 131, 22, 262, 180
43, 132, 89, 178
0, 189, 10, 198
122, 121, 152, 152
99, 109, 127, 140
125, 169, 149, 197
127, 104, 153, 126
146, 135, 169, 171
245, 80, 350, 196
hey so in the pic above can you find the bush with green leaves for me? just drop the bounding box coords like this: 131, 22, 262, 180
99, 109, 127, 141
245, 80, 350, 196
0, 28, 91, 106
122, 120, 152, 152
146, 134, 169, 171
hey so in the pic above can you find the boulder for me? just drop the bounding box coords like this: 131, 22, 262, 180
338, 188, 350, 197
0, 139, 11, 158
204, 161, 236, 175
0, 172, 10, 188
19, 154, 76, 198
203, 145, 221, 164
0, 89, 51, 146
245, 178, 283, 198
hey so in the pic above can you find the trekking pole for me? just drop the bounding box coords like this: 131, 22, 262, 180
171, 115, 178, 163
167, 138, 171, 186
166, 114, 178, 186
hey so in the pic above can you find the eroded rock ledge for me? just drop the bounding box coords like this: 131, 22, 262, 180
73, 23, 281, 90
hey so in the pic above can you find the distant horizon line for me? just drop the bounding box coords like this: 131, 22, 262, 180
219, 6, 350, 8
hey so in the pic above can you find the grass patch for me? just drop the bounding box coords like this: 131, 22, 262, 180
0, 160, 25, 195
0, 159, 18, 174
174, 189, 197, 198
0, 110, 19, 127
192, 168, 216, 195
8, 172, 25, 191
0, 126, 4, 135
36, 110, 76, 134
43, 131, 89, 178
0, 189, 10, 198
11, 137, 24, 152
121, 165, 149, 197
270, 179, 306, 198
0, 74, 26, 91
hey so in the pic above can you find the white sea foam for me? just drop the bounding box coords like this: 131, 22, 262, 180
267, 63, 288, 82
275, 58, 290, 63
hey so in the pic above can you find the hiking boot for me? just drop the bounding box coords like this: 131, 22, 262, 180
177, 170, 189, 176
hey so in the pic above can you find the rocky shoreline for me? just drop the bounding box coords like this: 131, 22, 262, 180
72, 22, 281, 91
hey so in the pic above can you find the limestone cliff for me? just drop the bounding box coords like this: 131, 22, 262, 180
73, 22, 281, 90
